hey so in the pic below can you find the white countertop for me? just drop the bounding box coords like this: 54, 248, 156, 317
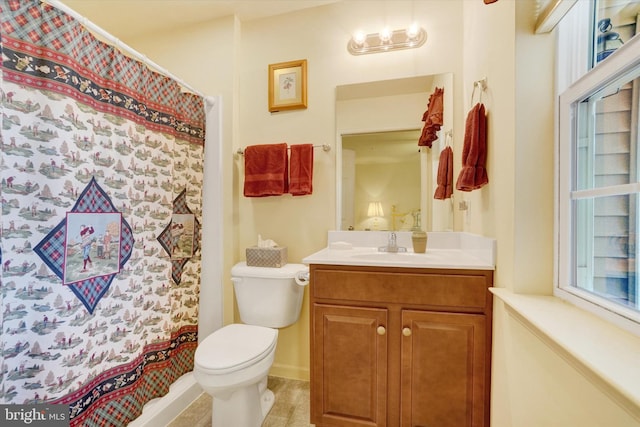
302, 231, 496, 270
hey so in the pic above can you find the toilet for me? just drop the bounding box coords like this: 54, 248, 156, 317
193, 262, 309, 427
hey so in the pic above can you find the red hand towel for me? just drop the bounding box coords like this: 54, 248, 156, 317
243, 143, 289, 197
456, 103, 488, 191
434, 146, 453, 200
418, 87, 444, 148
289, 144, 314, 196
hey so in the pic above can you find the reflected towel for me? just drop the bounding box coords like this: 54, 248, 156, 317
456, 103, 488, 191
289, 144, 314, 196
243, 143, 289, 197
418, 87, 444, 148
434, 146, 453, 200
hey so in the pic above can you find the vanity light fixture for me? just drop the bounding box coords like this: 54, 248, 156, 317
348, 24, 427, 55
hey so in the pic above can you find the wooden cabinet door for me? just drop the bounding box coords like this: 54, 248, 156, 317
400, 310, 487, 427
312, 304, 388, 427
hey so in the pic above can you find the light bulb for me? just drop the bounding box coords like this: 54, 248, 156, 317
379, 27, 391, 43
406, 23, 420, 40
353, 31, 366, 46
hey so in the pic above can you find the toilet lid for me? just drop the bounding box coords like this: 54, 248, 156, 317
195, 324, 277, 374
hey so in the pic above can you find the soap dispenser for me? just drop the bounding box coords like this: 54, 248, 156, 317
411, 211, 427, 254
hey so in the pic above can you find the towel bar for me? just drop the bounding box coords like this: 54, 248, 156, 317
236, 144, 331, 156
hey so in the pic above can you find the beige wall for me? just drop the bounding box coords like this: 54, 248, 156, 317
127, 0, 465, 380
491, 297, 640, 427
239, 1, 465, 378
460, 1, 637, 426
107, 0, 636, 425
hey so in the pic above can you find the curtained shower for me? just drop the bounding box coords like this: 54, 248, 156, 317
0, 1, 208, 425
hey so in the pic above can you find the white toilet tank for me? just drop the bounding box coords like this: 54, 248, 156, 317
231, 262, 309, 328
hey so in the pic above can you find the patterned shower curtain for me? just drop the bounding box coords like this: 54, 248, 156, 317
0, 1, 205, 425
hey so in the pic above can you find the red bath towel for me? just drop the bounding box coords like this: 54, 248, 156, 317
289, 144, 314, 196
243, 143, 289, 197
418, 87, 444, 148
456, 103, 488, 191
434, 146, 453, 200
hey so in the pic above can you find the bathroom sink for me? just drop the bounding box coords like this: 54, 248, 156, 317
302, 231, 496, 270
350, 251, 436, 263
306, 247, 490, 269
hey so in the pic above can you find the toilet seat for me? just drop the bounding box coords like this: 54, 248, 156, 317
195, 324, 277, 375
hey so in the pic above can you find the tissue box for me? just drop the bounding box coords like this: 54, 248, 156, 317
246, 246, 288, 268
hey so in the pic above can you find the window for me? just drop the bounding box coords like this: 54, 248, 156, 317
592, 1, 638, 68
557, 2, 640, 332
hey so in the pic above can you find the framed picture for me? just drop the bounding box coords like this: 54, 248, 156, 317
169, 213, 196, 260
268, 59, 307, 112
63, 212, 122, 284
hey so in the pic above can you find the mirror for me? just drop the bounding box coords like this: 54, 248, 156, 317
336, 73, 454, 232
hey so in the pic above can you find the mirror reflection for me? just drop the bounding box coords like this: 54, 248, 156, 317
336, 74, 454, 232
342, 130, 421, 231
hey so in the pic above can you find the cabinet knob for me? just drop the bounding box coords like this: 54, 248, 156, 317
377, 326, 386, 336
402, 327, 412, 337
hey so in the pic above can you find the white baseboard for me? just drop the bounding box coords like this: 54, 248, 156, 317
128, 372, 203, 427
269, 363, 310, 381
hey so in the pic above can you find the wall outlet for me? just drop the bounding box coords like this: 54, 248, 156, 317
459, 200, 468, 211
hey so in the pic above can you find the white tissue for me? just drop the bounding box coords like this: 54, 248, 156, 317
257, 234, 278, 248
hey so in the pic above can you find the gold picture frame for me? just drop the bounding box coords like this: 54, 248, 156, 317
268, 59, 307, 112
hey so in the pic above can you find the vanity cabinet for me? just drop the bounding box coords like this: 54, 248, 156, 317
309, 264, 493, 427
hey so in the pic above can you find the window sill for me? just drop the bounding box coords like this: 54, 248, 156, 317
490, 287, 640, 419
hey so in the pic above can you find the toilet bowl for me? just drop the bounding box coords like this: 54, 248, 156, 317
193, 262, 309, 427
194, 324, 278, 426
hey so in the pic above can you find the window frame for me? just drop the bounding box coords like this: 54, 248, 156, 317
556, 32, 640, 335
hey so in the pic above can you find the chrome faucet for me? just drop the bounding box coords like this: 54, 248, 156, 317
388, 232, 397, 251
378, 232, 407, 253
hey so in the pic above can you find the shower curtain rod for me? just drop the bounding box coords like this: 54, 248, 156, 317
44, 0, 206, 98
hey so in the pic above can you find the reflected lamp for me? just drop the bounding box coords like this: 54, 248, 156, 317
367, 201, 384, 230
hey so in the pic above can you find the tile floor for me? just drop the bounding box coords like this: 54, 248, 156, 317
166, 376, 312, 427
